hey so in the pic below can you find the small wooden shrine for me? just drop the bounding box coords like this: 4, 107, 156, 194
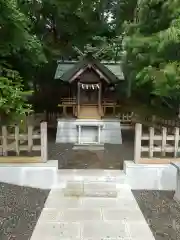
54, 54, 125, 120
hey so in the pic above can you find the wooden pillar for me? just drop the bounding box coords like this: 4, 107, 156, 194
113, 104, 116, 115
63, 106, 66, 117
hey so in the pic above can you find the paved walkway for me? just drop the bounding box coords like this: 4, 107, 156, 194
30, 171, 155, 240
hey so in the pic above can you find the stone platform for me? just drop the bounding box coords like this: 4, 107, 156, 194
56, 118, 122, 145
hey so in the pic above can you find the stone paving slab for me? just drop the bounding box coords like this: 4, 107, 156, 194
31, 222, 81, 239
102, 209, 144, 221
81, 197, 138, 210
82, 221, 128, 238
39, 208, 60, 222
82, 238, 132, 240
81, 197, 120, 208
58, 209, 102, 221
127, 221, 155, 239
45, 195, 82, 208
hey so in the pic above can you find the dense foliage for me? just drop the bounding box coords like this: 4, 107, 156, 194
0, 69, 32, 123
0, 0, 46, 121
1, 0, 180, 120
123, 0, 180, 115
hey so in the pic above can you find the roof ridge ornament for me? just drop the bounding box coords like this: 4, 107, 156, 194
73, 46, 85, 58
72, 45, 105, 60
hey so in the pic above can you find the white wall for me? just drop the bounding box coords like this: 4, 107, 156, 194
0, 161, 177, 191
124, 161, 177, 190
0, 166, 57, 189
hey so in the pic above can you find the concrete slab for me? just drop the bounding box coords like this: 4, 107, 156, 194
127, 221, 155, 240
31, 222, 81, 239
102, 209, 144, 221
82, 221, 128, 238
81, 197, 120, 208
58, 209, 102, 221
38, 208, 59, 222
45, 196, 82, 209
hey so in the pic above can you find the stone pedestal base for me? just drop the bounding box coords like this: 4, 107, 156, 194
56, 118, 122, 145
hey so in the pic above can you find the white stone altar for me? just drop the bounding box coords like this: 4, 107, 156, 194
56, 118, 122, 145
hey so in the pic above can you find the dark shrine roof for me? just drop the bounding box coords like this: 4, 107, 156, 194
54, 56, 124, 83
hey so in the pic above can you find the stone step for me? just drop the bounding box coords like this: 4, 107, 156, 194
57, 170, 126, 183
63, 181, 118, 198
73, 144, 104, 151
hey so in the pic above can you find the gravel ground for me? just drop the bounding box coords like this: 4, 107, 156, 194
0, 182, 50, 240
48, 129, 134, 169
132, 190, 180, 240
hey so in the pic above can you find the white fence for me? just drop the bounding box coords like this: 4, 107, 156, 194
134, 123, 180, 163
0, 122, 47, 162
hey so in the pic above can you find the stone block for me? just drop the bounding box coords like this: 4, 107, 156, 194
83, 182, 117, 198
63, 181, 84, 197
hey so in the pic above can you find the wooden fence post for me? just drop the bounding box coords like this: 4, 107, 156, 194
174, 127, 179, 157
40, 122, 47, 162
149, 127, 154, 158
15, 125, 20, 156
134, 123, 142, 163
161, 127, 167, 157
28, 126, 33, 153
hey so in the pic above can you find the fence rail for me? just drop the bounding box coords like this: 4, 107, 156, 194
0, 122, 47, 162
119, 112, 133, 125
134, 123, 180, 163
45, 111, 134, 128
133, 114, 180, 130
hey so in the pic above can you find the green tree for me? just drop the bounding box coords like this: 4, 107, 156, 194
0, 0, 46, 121
123, 0, 180, 116
0, 67, 32, 124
